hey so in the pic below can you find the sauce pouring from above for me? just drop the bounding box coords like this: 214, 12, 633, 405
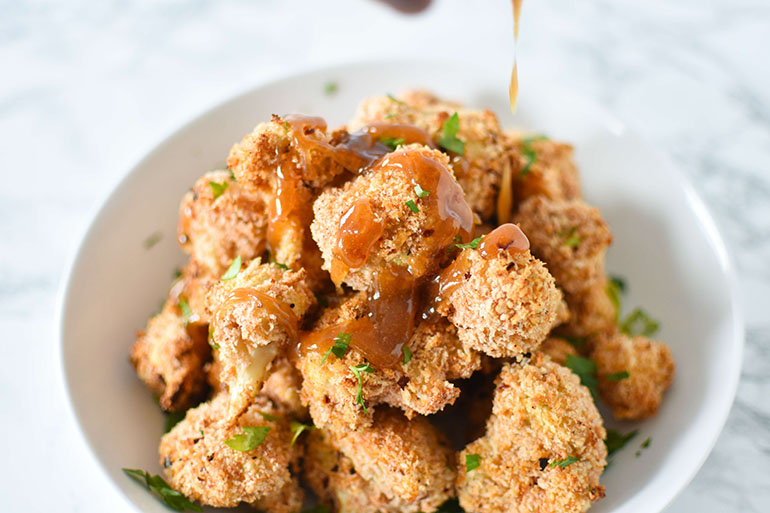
510, 0, 523, 113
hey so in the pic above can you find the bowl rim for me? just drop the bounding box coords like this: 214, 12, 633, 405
56, 57, 745, 513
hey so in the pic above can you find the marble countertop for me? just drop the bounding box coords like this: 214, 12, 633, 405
1, 0, 768, 511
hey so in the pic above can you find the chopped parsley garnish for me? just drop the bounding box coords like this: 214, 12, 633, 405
173, 267, 183, 279
224, 426, 270, 452
284, 120, 291, 134
402, 345, 413, 365
323, 81, 338, 95
455, 237, 482, 250
620, 308, 660, 337
549, 456, 579, 468
350, 362, 374, 413
605, 429, 638, 457
122, 468, 202, 512
406, 199, 420, 213
272, 260, 291, 270
208, 180, 229, 200
414, 183, 431, 198
606, 371, 630, 381
208, 329, 220, 350
290, 420, 313, 446
438, 112, 465, 155
520, 134, 550, 144
387, 93, 405, 104
321, 333, 352, 364
636, 437, 652, 457
465, 453, 481, 472
606, 278, 623, 320
227, 168, 236, 181
143, 231, 163, 249
164, 410, 186, 433
559, 227, 581, 248
565, 354, 599, 401
178, 298, 193, 322
221, 255, 242, 281
609, 275, 627, 293
259, 411, 282, 422
384, 113, 397, 119
519, 142, 537, 177
380, 136, 405, 150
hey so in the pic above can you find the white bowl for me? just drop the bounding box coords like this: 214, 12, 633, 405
58, 60, 743, 513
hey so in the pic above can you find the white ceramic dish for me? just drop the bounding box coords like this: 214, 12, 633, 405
58, 60, 743, 513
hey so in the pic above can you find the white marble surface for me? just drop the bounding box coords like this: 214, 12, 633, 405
1, 0, 768, 511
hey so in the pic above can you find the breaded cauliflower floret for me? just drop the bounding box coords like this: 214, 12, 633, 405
206, 258, 315, 415
437, 240, 563, 358
539, 336, 580, 365
159, 393, 303, 511
516, 196, 613, 295
304, 408, 456, 513
130, 262, 213, 411
350, 91, 507, 220
311, 145, 474, 290
297, 293, 479, 432
505, 134, 582, 209
591, 329, 675, 420
457, 355, 606, 513
178, 170, 268, 277
558, 279, 617, 339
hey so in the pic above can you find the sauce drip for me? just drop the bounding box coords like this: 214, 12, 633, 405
479, 223, 529, 259
510, 0, 523, 113
213, 287, 299, 341
331, 198, 385, 284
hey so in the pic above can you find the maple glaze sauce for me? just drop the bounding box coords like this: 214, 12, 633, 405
510, 0, 523, 113
213, 287, 299, 341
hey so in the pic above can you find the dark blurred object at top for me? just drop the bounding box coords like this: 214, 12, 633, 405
376, 0, 432, 14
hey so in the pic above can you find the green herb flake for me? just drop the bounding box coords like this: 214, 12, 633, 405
208, 180, 229, 200
559, 227, 581, 248
438, 112, 466, 155
606, 278, 623, 320
414, 183, 431, 198
272, 260, 291, 270
144, 231, 163, 249
520, 134, 550, 144
321, 332, 352, 364
173, 267, 183, 279
178, 298, 193, 322
465, 453, 481, 472
122, 468, 202, 512
610, 275, 626, 293
384, 113, 397, 119
387, 93, 405, 104
208, 329, 220, 350
284, 120, 291, 134
227, 168, 236, 181
380, 136, 405, 150
324, 81, 338, 95
402, 345, 413, 365
406, 199, 420, 213
290, 420, 314, 447
565, 354, 599, 401
164, 410, 186, 433
549, 456, 579, 468
350, 362, 374, 413
456, 237, 482, 250
224, 426, 271, 452
606, 370, 630, 381
620, 308, 660, 337
519, 144, 537, 177
605, 429, 638, 457
642, 437, 651, 448
221, 255, 242, 281
259, 412, 282, 422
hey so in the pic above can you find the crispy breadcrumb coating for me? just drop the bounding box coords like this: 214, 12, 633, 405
130, 262, 213, 411
349, 91, 507, 220
506, 134, 582, 209
539, 336, 580, 365
159, 393, 303, 511
297, 293, 479, 432
516, 196, 613, 295
437, 246, 563, 358
558, 279, 617, 339
206, 258, 315, 415
591, 329, 675, 420
178, 170, 268, 277
457, 355, 606, 513
311, 145, 472, 290
304, 408, 456, 513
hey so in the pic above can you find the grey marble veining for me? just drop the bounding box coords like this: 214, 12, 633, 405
1, 0, 768, 511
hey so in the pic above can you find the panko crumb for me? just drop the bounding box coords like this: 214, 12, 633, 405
159, 393, 302, 511
558, 278, 618, 339
506, 133, 582, 209
437, 246, 563, 358
297, 293, 479, 432
349, 91, 507, 220
457, 355, 606, 513
178, 170, 269, 277
591, 329, 675, 420
516, 196, 613, 295
304, 408, 456, 513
